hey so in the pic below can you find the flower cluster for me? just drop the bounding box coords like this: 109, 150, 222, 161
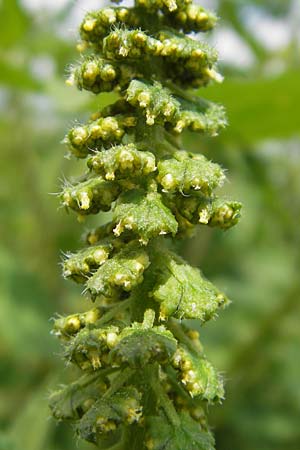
51, 1, 241, 449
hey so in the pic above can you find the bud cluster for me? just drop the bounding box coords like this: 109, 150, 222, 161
52, 1, 242, 448
66, 115, 137, 158
88, 143, 156, 180
172, 346, 224, 401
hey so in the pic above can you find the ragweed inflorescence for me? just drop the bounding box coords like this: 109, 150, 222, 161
50, 1, 241, 448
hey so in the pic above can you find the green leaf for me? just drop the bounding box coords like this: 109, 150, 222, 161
111, 322, 177, 367
0, 61, 41, 91
151, 249, 228, 321
113, 189, 178, 243
146, 411, 215, 450
201, 71, 300, 142
0, 0, 29, 47
49, 374, 107, 421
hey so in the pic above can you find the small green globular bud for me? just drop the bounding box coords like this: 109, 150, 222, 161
103, 28, 163, 59
53, 307, 102, 339
204, 198, 242, 229
146, 411, 215, 450
71, 57, 120, 94
158, 30, 218, 74
135, 0, 191, 13
167, 4, 218, 32
87, 144, 156, 180
62, 243, 112, 283
174, 194, 242, 230
77, 387, 142, 445
151, 248, 229, 321
172, 103, 227, 136
66, 114, 137, 158
85, 222, 115, 246
157, 151, 225, 195
80, 8, 141, 43
172, 346, 224, 402
49, 374, 108, 421
113, 189, 178, 243
70, 57, 140, 95
64, 325, 120, 371
126, 80, 180, 126
86, 241, 150, 298
110, 310, 177, 367
61, 177, 120, 215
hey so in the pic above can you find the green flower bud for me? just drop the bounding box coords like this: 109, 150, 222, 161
135, 0, 191, 13
64, 325, 120, 371
77, 387, 142, 444
172, 103, 227, 136
103, 29, 163, 59
172, 345, 224, 401
80, 8, 141, 43
87, 143, 156, 180
66, 114, 137, 158
86, 241, 150, 298
157, 151, 225, 195
158, 31, 219, 85
174, 194, 242, 230
126, 80, 180, 126
53, 307, 102, 339
62, 242, 112, 283
69, 56, 139, 94
166, 4, 218, 32
61, 177, 120, 215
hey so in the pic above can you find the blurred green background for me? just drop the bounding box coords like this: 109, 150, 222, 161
0, 1, 299, 449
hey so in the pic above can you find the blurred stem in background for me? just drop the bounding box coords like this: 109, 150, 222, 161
0, 0, 299, 449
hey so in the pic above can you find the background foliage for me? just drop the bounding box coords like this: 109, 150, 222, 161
0, 1, 299, 449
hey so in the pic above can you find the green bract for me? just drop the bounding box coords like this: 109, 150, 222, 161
51, 0, 241, 448
151, 249, 228, 321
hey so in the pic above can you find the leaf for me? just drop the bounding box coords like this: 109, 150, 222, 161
146, 411, 215, 450
49, 374, 107, 421
0, 0, 30, 47
201, 71, 300, 143
113, 189, 178, 243
151, 249, 229, 321
0, 61, 41, 91
110, 325, 177, 367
